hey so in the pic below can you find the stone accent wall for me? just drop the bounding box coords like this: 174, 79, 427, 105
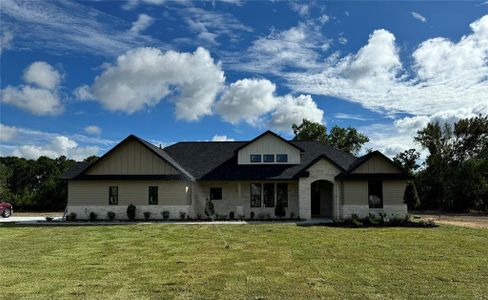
66, 205, 192, 220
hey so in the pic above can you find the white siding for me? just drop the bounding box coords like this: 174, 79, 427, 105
86, 139, 179, 175
237, 133, 301, 164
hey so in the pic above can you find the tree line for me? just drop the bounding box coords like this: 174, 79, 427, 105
1, 116, 487, 212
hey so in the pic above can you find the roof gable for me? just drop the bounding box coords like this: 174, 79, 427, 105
234, 130, 304, 153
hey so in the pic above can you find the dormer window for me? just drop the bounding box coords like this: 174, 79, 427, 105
263, 154, 274, 163
250, 154, 261, 163
276, 154, 288, 163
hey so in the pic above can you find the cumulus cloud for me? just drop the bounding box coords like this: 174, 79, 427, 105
0, 30, 13, 54
0, 124, 19, 142
11, 136, 99, 160
215, 78, 323, 131
130, 14, 154, 34
85, 47, 225, 120
1, 61, 63, 115
84, 125, 102, 135
211, 135, 234, 141
287, 15, 488, 118
411, 12, 427, 23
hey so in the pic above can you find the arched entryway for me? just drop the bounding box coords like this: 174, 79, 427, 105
311, 180, 334, 218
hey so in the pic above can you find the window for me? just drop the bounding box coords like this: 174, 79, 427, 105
250, 183, 261, 207
250, 154, 261, 163
148, 186, 158, 205
276, 154, 288, 163
368, 180, 383, 209
210, 187, 222, 200
277, 183, 288, 207
108, 186, 118, 205
263, 154, 274, 163
263, 183, 275, 207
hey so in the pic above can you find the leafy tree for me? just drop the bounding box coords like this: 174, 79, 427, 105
393, 149, 420, 174
83, 155, 99, 163
292, 119, 369, 154
403, 182, 420, 211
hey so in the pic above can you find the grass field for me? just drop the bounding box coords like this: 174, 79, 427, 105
1, 224, 487, 299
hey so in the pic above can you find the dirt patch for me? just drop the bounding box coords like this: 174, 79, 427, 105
415, 213, 488, 229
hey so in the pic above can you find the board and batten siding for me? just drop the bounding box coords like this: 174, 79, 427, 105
351, 155, 400, 174
68, 180, 191, 206
342, 180, 407, 206
237, 133, 300, 164
86, 139, 180, 175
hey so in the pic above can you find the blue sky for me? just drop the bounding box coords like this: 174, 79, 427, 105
1, 0, 487, 160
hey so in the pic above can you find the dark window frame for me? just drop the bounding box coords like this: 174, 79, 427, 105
277, 183, 288, 207
210, 187, 223, 200
250, 183, 262, 207
263, 183, 275, 207
108, 186, 118, 205
263, 154, 274, 163
250, 154, 262, 163
148, 186, 158, 205
368, 180, 383, 209
276, 154, 288, 163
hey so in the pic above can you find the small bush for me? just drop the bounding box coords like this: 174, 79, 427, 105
229, 211, 235, 220
107, 211, 116, 220
89, 212, 98, 221
366, 213, 379, 226
127, 204, 136, 221
196, 213, 202, 220
250, 211, 255, 220
66, 212, 77, 221
215, 214, 227, 220
290, 212, 295, 220
205, 198, 215, 218
179, 211, 186, 220
274, 202, 286, 219
161, 211, 170, 220
143, 212, 151, 221
45, 216, 53, 222
187, 215, 191, 221
238, 214, 245, 221
350, 214, 363, 227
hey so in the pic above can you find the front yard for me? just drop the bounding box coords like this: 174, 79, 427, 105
1, 224, 487, 299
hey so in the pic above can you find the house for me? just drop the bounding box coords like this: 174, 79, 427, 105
61, 130, 413, 220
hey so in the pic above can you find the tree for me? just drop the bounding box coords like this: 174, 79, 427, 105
393, 149, 420, 174
403, 182, 420, 211
292, 119, 369, 154
83, 156, 99, 164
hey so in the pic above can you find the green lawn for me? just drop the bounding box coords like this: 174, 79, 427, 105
1, 224, 487, 299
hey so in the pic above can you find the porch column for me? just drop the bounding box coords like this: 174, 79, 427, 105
298, 178, 311, 219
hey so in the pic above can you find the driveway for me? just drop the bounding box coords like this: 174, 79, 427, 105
0, 216, 62, 223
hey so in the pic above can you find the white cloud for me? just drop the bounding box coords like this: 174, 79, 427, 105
215, 78, 324, 132
334, 113, 369, 121
1, 61, 63, 115
1, 0, 160, 56
122, 0, 166, 10
130, 14, 154, 34
287, 15, 488, 118
216, 78, 278, 124
211, 135, 234, 141
87, 47, 225, 120
0, 124, 19, 142
23, 61, 61, 90
84, 126, 102, 135
231, 22, 331, 74
338, 36, 348, 45
411, 12, 427, 23
73, 85, 95, 101
0, 30, 13, 54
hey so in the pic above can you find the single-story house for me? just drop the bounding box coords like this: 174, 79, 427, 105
61, 130, 413, 220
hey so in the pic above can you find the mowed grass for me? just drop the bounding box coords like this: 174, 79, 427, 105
1, 224, 487, 299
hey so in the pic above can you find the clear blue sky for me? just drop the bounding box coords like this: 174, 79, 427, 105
1, 0, 487, 160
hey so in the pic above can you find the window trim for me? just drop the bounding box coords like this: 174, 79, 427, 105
108, 186, 118, 205
368, 180, 383, 209
276, 154, 288, 163
209, 187, 223, 200
250, 183, 262, 207
250, 154, 262, 163
148, 186, 158, 205
263, 154, 274, 163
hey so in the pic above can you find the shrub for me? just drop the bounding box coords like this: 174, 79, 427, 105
229, 211, 235, 220
45, 216, 53, 222
366, 213, 379, 226
107, 211, 116, 220
179, 211, 186, 220
127, 204, 136, 221
274, 202, 286, 219
66, 212, 77, 221
161, 211, 170, 220
215, 214, 227, 220
204, 198, 215, 218
89, 212, 98, 221
187, 215, 191, 221
250, 211, 255, 220
196, 213, 202, 220
143, 212, 151, 221
238, 214, 245, 221
350, 214, 363, 227
290, 212, 295, 220
378, 212, 388, 225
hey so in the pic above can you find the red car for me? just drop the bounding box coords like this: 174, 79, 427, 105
0, 202, 13, 218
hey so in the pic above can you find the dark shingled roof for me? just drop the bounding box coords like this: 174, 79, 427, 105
163, 140, 357, 180
59, 161, 93, 179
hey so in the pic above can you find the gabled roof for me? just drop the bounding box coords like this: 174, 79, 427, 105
234, 130, 304, 153
65, 135, 194, 180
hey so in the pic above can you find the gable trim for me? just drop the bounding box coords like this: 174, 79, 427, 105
234, 130, 304, 153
